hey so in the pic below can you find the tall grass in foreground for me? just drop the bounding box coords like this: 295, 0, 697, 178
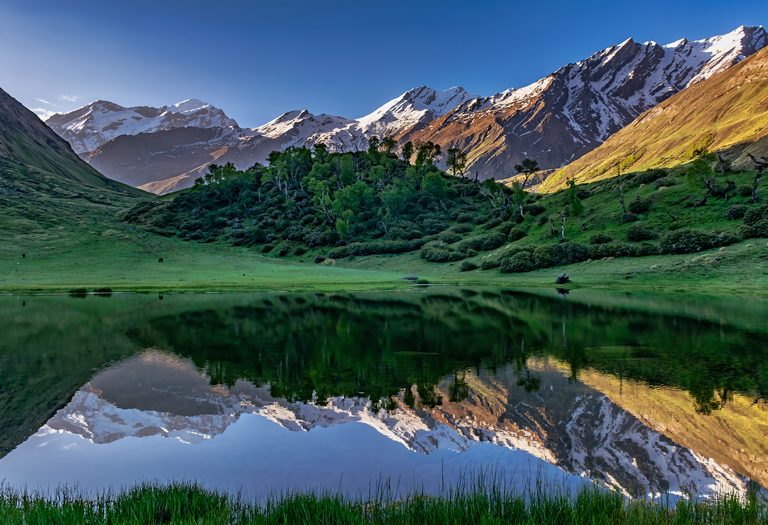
0, 483, 764, 524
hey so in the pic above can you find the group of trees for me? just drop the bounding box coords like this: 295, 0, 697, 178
131, 138, 540, 256
125, 134, 767, 274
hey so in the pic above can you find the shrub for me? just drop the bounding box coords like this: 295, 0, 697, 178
741, 206, 768, 238
737, 185, 754, 197
261, 243, 275, 253
530, 242, 589, 269
726, 205, 748, 220
484, 217, 503, 229
654, 177, 676, 189
456, 213, 473, 223
420, 241, 465, 262
635, 169, 667, 185
293, 245, 308, 256
459, 261, 478, 272
451, 224, 472, 234
480, 258, 500, 270
330, 240, 422, 259
621, 212, 638, 223
628, 196, 652, 214
589, 233, 613, 245
314, 255, 326, 264
627, 224, 658, 242
508, 228, 527, 242
438, 231, 462, 244
277, 245, 291, 257
590, 242, 636, 259
499, 251, 534, 273
660, 229, 741, 254
526, 204, 546, 217
482, 231, 507, 251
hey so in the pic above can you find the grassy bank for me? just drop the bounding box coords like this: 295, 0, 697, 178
1, 232, 766, 294
0, 484, 763, 524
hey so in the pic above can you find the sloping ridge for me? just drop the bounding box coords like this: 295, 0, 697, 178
0, 87, 145, 237
542, 46, 768, 191
0, 87, 139, 194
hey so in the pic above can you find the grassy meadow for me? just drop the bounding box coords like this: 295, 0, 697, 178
0, 484, 764, 525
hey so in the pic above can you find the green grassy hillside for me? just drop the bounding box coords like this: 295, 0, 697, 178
542, 46, 768, 191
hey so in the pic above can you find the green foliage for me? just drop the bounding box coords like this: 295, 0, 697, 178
627, 224, 658, 242
726, 205, 748, 220
628, 196, 652, 214
741, 206, 768, 238
499, 251, 534, 273
566, 179, 584, 217
0, 482, 764, 524
459, 260, 478, 272
660, 229, 740, 254
589, 233, 613, 245
126, 147, 516, 259
420, 241, 465, 262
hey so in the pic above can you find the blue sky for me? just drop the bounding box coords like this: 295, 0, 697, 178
2, 0, 766, 126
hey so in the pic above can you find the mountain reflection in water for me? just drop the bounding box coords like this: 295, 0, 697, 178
0, 290, 765, 500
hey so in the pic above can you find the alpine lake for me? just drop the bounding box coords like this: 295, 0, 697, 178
0, 288, 766, 503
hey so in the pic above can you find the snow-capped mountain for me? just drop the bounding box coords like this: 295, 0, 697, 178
37, 351, 766, 499
409, 25, 768, 178
41, 26, 768, 192
309, 86, 475, 152
46, 99, 238, 155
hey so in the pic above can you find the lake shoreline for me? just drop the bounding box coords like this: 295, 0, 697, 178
0, 483, 763, 524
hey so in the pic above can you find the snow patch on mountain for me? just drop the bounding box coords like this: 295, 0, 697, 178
46, 99, 239, 154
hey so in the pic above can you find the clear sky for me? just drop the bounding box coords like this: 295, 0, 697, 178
2, 0, 766, 127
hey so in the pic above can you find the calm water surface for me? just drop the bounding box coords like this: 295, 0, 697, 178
0, 289, 766, 501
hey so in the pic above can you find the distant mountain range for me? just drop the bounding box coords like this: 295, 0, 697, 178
42, 25, 768, 193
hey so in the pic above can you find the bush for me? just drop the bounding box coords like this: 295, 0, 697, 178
726, 205, 748, 220
660, 229, 741, 254
654, 177, 676, 189
480, 258, 500, 270
508, 228, 527, 242
499, 251, 534, 273
484, 217, 503, 229
456, 213, 473, 223
420, 241, 465, 262
451, 224, 473, 234
313, 255, 326, 264
621, 212, 638, 223
628, 196, 652, 214
330, 240, 423, 259
589, 233, 612, 245
741, 206, 768, 238
627, 224, 658, 242
459, 261, 478, 272
590, 242, 636, 259
526, 204, 546, 216
438, 231, 462, 244
482, 231, 507, 251
530, 242, 589, 269
293, 245, 308, 256
635, 169, 667, 185
737, 185, 754, 197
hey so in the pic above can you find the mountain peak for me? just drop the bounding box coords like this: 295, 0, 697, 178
170, 98, 210, 113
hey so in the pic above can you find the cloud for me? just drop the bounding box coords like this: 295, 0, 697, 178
31, 108, 57, 121
35, 97, 55, 106
59, 94, 79, 103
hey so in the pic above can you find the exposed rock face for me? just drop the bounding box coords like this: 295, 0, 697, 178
409, 26, 768, 179
542, 44, 768, 191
